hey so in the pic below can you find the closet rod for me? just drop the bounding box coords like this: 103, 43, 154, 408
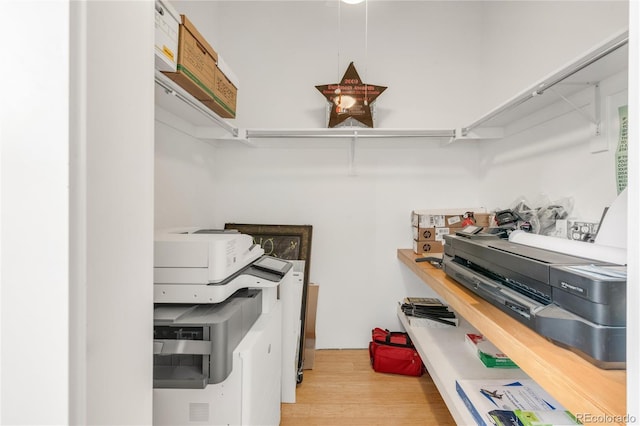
463, 30, 629, 135
154, 70, 239, 137
245, 128, 455, 139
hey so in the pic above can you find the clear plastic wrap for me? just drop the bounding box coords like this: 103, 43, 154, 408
493, 195, 574, 236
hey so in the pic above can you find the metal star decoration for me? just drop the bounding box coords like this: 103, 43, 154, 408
315, 62, 387, 128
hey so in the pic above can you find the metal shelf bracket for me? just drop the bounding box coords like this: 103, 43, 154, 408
547, 83, 602, 136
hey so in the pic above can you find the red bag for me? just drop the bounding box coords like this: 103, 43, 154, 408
368, 327, 423, 376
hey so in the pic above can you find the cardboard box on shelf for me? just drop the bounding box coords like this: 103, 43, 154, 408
163, 14, 217, 98
446, 212, 492, 228
412, 226, 455, 242
154, 0, 180, 72
411, 208, 487, 228
445, 215, 465, 227
411, 212, 445, 228
474, 213, 491, 227
216, 54, 240, 89
201, 65, 237, 119
413, 240, 444, 254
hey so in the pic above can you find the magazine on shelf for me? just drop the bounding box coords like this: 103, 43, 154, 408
456, 379, 581, 426
465, 333, 519, 368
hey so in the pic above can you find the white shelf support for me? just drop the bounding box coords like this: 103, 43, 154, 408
594, 83, 602, 137
453, 126, 504, 142
547, 83, 602, 134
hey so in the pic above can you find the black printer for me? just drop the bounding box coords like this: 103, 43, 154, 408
442, 231, 626, 369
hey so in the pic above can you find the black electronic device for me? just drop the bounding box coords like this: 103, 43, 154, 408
456, 225, 484, 237
415, 256, 443, 268
494, 209, 520, 226
442, 232, 626, 369
252, 256, 292, 277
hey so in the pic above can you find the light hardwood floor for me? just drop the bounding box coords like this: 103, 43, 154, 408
281, 349, 456, 426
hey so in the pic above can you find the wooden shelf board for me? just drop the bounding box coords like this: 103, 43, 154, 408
397, 248, 626, 424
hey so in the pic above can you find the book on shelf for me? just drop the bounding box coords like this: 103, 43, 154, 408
400, 297, 458, 327
455, 378, 581, 426
465, 333, 518, 368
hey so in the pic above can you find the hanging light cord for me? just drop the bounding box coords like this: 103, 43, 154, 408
364, 0, 369, 104
337, 0, 342, 82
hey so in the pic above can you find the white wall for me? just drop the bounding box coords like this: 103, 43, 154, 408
158, 1, 628, 349
69, 1, 155, 425
1, 2, 70, 424
155, 122, 219, 229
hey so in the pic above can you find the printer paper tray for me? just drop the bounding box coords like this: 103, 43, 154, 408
154, 339, 212, 355
153, 365, 208, 389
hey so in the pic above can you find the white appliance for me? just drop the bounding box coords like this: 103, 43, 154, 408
154, 228, 264, 284
153, 228, 299, 425
154, 302, 283, 426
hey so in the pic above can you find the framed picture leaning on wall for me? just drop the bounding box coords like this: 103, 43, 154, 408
224, 223, 313, 383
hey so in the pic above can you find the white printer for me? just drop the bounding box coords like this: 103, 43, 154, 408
152, 228, 295, 426
154, 228, 289, 307
154, 228, 264, 284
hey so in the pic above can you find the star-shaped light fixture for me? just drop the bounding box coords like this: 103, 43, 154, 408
315, 62, 387, 128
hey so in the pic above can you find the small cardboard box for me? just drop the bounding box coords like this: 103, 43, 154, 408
154, 0, 180, 72
163, 15, 220, 112
411, 212, 445, 228
413, 240, 444, 254
445, 215, 465, 227
446, 213, 491, 228
413, 226, 455, 242
201, 65, 237, 118
411, 208, 487, 228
